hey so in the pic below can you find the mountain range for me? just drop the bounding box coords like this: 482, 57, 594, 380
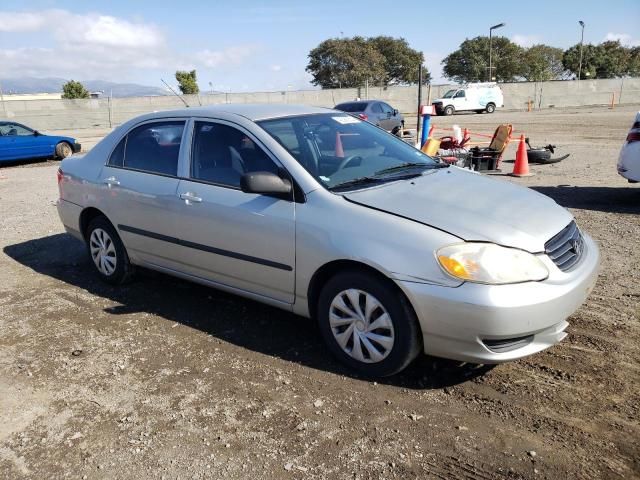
0, 77, 168, 97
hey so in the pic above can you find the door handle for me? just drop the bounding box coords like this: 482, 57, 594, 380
179, 192, 202, 204
104, 176, 120, 187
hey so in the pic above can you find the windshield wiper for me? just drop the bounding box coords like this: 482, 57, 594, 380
375, 162, 448, 176
329, 176, 383, 191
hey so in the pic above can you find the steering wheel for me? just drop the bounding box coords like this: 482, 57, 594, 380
337, 155, 363, 171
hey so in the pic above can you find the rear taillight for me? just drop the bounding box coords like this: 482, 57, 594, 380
358, 113, 368, 121
627, 131, 640, 143
57, 168, 63, 185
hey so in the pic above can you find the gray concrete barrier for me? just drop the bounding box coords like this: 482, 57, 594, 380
2, 78, 639, 131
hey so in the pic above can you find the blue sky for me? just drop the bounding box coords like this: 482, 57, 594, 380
1, 0, 639, 91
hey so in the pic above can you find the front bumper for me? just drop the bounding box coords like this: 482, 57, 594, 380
399, 233, 600, 364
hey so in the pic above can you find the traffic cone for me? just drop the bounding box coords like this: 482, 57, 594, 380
335, 132, 344, 158
510, 134, 534, 177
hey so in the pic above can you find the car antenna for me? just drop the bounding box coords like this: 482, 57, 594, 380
161, 78, 190, 108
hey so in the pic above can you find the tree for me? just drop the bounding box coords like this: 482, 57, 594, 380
628, 47, 640, 77
442, 36, 525, 83
522, 44, 566, 81
306, 37, 386, 88
61, 80, 90, 99
175, 70, 199, 94
367, 36, 429, 84
596, 41, 631, 78
306, 36, 428, 88
563, 41, 633, 79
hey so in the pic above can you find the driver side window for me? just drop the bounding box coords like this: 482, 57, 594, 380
381, 103, 394, 114
454, 90, 466, 98
2, 123, 33, 136
191, 121, 279, 188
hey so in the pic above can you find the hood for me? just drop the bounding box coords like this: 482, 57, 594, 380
344, 167, 572, 253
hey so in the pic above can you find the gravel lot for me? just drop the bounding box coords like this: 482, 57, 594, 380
1, 105, 639, 479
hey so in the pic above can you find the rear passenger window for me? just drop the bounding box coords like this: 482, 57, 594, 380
120, 121, 185, 176
191, 121, 279, 188
371, 103, 383, 113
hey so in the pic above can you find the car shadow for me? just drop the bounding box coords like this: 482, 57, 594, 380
532, 185, 640, 214
4, 233, 494, 390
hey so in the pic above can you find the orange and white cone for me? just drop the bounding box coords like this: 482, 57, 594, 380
510, 134, 534, 177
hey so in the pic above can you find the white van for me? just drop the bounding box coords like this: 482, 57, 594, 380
432, 83, 504, 116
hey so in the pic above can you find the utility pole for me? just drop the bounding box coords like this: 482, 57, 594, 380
416, 64, 423, 138
578, 21, 585, 81
488, 23, 506, 82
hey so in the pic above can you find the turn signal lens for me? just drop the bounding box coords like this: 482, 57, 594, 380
438, 255, 475, 280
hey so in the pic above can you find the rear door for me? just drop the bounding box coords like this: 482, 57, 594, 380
97, 119, 187, 268
369, 102, 385, 128
173, 119, 296, 303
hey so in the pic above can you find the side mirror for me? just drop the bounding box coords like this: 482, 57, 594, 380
393, 109, 399, 116
33, 130, 41, 136
240, 171, 292, 196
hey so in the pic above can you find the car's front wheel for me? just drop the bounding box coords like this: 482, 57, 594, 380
55, 142, 73, 159
317, 271, 422, 377
444, 105, 454, 116
85, 216, 133, 285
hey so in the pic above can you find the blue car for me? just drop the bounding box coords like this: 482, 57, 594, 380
0, 121, 81, 163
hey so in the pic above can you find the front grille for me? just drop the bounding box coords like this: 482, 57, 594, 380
483, 335, 534, 353
545, 221, 584, 272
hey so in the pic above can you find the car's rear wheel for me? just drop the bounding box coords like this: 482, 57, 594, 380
444, 105, 454, 116
85, 216, 133, 285
317, 271, 422, 377
55, 142, 73, 159
485, 103, 496, 114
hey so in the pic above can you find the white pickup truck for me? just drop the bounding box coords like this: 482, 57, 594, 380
432, 83, 504, 116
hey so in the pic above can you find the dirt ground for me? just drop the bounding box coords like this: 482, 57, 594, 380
1, 105, 639, 480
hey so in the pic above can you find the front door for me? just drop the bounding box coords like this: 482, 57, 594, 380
174, 120, 296, 303
379, 103, 395, 131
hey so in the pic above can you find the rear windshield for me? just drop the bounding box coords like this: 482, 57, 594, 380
335, 102, 368, 112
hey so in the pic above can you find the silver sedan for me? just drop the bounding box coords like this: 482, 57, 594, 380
57, 104, 600, 377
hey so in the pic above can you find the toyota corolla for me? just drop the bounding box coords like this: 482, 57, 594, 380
56, 104, 600, 377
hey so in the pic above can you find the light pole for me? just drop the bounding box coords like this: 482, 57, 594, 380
488, 23, 506, 82
578, 21, 585, 81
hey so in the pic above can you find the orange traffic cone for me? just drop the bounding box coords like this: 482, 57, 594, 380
510, 135, 534, 177
335, 132, 344, 158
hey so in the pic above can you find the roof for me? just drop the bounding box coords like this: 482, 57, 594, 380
161, 103, 334, 121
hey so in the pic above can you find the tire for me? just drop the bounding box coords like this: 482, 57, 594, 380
55, 142, 73, 159
485, 103, 496, 114
527, 148, 552, 163
317, 271, 422, 377
85, 216, 133, 285
443, 105, 454, 116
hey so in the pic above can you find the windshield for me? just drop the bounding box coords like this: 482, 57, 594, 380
335, 102, 367, 112
442, 89, 458, 98
258, 113, 439, 191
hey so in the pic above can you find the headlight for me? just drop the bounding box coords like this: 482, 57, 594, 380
436, 243, 548, 284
